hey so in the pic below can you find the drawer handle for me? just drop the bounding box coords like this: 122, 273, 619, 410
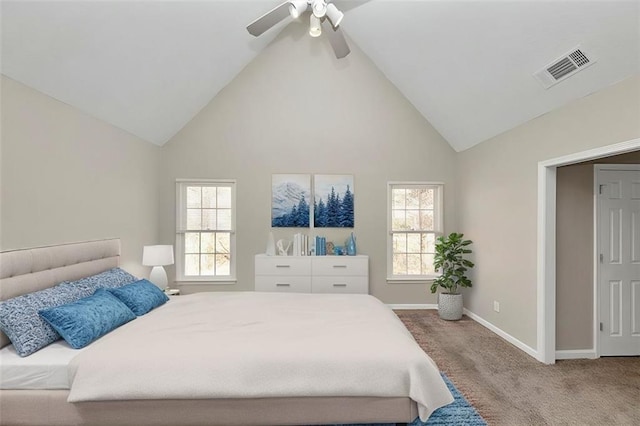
333, 283, 347, 287
276, 265, 291, 268
276, 283, 291, 287
332, 265, 347, 268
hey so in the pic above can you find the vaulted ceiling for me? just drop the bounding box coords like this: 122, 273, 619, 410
2, 1, 639, 152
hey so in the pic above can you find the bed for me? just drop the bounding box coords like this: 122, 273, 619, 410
0, 239, 453, 426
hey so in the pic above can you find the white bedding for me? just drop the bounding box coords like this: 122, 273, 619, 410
67, 292, 453, 421
0, 341, 83, 389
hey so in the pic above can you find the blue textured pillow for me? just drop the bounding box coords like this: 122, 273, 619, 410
0, 281, 87, 357
65, 267, 138, 294
0, 268, 137, 357
39, 289, 136, 349
108, 279, 169, 316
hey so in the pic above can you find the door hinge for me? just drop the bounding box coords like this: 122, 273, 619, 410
599, 184, 604, 195
599, 322, 603, 331
599, 253, 604, 263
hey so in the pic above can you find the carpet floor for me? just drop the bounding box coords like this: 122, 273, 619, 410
396, 310, 640, 426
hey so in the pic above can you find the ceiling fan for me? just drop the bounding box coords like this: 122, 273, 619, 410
247, 0, 350, 59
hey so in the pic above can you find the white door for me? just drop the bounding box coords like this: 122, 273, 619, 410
597, 166, 640, 356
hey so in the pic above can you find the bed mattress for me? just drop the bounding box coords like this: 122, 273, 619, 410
67, 292, 453, 421
0, 341, 82, 389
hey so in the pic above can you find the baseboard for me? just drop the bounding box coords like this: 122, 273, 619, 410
387, 304, 437, 310
463, 308, 539, 361
555, 349, 597, 360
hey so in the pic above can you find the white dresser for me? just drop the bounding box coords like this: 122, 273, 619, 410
255, 254, 369, 294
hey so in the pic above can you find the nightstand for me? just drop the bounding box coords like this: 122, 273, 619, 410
164, 288, 180, 296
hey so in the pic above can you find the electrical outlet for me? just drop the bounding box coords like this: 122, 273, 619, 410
493, 301, 500, 313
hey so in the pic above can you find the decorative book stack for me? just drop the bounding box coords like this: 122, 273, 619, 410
315, 236, 327, 256
292, 233, 309, 256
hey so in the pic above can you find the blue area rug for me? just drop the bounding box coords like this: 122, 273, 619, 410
332, 373, 487, 426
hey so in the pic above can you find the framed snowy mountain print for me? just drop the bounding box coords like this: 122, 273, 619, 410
314, 174, 354, 228
271, 174, 311, 227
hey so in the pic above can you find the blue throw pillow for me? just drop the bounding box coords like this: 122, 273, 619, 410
39, 289, 136, 349
108, 279, 170, 316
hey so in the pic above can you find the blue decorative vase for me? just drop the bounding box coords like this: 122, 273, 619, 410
346, 233, 356, 256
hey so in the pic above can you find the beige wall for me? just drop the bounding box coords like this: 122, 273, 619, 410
0, 76, 161, 277
3, 30, 638, 354
556, 151, 640, 350
456, 74, 640, 349
159, 23, 457, 302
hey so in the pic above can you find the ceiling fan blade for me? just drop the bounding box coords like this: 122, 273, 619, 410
322, 19, 350, 59
247, 1, 291, 37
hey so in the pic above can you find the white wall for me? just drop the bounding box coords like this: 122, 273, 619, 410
457, 74, 640, 349
0, 76, 161, 277
158, 23, 457, 302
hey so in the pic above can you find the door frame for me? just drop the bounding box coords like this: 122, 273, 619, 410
537, 138, 640, 364
594, 164, 640, 357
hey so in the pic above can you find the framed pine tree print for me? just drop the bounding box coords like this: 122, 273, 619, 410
314, 174, 354, 228
271, 174, 311, 227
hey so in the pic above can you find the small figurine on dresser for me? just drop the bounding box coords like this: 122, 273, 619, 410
326, 241, 335, 255
276, 239, 291, 256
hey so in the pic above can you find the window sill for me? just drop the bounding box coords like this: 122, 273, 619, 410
175, 279, 237, 285
387, 275, 439, 284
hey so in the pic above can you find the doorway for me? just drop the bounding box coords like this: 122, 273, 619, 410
538, 138, 640, 364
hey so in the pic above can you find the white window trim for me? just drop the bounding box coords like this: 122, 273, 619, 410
175, 179, 237, 284
386, 181, 444, 283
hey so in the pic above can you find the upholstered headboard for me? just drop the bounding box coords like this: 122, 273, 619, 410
0, 238, 121, 348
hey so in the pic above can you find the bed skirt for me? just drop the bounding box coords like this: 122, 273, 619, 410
0, 389, 418, 426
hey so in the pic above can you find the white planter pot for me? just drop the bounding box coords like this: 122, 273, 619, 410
438, 293, 463, 320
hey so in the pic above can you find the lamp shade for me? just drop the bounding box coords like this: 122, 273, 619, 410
288, 0, 308, 18
309, 14, 322, 37
326, 3, 343, 28
142, 245, 174, 266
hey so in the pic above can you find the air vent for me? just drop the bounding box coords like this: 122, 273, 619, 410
534, 46, 596, 89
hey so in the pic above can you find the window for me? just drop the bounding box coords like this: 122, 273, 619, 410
387, 183, 443, 281
176, 180, 236, 282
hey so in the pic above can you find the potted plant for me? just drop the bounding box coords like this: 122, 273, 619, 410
430, 232, 474, 320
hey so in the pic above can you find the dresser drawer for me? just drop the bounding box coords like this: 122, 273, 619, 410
255, 256, 311, 276
311, 276, 368, 294
255, 276, 312, 293
311, 257, 368, 276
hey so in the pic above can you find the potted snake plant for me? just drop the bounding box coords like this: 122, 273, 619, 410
430, 232, 474, 320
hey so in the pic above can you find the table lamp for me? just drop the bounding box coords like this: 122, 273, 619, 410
142, 245, 174, 289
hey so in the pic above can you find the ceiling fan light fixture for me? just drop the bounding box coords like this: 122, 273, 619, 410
288, 0, 308, 19
312, 0, 327, 18
247, 0, 349, 59
325, 3, 343, 28
309, 14, 322, 37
